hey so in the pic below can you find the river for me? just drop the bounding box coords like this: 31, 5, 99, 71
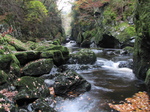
55, 41, 146, 112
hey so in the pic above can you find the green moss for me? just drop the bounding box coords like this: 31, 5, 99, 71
0, 49, 4, 55
26, 41, 37, 50
103, 7, 117, 24
70, 49, 96, 64
5, 35, 31, 51
145, 69, 150, 87
22, 59, 54, 76
0, 54, 20, 71
14, 76, 49, 98
0, 70, 8, 84
123, 46, 134, 53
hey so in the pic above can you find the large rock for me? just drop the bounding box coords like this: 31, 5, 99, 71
0, 54, 20, 76
68, 49, 96, 64
53, 70, 91, 97
14, 76, 50, 106
5, 35, 31, 51
22, 59, 54, 76
26, 97, 56, 112
14, 51, 41, 65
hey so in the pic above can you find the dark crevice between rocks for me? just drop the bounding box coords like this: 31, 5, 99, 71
16, 98, 38, 106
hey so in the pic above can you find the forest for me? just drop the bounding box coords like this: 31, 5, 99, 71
0, 0, 150, 111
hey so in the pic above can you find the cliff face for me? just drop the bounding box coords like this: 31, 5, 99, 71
71, 0, 136, 49
133, 0, 150, 91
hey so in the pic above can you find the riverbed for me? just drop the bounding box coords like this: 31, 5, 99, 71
55, 41, 146, 112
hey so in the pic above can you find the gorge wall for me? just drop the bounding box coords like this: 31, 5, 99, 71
133, 0, 150, 91
71, 0, 136, 49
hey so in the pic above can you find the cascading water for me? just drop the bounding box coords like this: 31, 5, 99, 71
57, 0, 75, 36
54, 44, 146, 112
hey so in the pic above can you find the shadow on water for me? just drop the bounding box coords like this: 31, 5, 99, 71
56, 42, 146, 112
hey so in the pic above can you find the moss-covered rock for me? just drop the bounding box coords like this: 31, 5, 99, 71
41, 50, 66, 66
26, 41, 37, 50
4, 35, 31, 51
22, 59, 54, 76
36, 44, 69, 65
14, 51, 41, 65
14, 76, 49, 105
54, 70, 91, 96
68, 49, 96, 64
0, 70, 8, 85
0, 54, 20, 73
27, 98, 57, 112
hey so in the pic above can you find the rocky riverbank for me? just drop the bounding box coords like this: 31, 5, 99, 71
0, 35, 95, 111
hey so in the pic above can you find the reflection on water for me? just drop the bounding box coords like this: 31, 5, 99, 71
55, 46, 146, 112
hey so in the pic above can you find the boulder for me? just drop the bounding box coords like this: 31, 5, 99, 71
0, 54, 20, 76
68, 49, 96, 64
4, 35, 31, 51
118, 59, 133, 69
26, 97, 56, 112
22, 59, 54, 76
14, 76, 50, 106
53, 70, 91, 97
41, 50, 66, 66
14, 51, 41, 65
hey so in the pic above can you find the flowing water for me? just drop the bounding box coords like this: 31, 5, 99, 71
55, 41, 146, 112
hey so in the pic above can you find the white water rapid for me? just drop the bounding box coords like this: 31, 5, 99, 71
57, 0, 75, 36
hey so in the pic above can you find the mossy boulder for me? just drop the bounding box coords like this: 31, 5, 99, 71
22, 59, 54, 76
14, 51, 41, 65
26, 41, 37, 50
36, 44, 69, 65
68, 49, 96, 64
0, 54, 20, 73
27, 98, 57, 112
41, 50, 65, 66
54, 70, 91, 96
14, 76, 49, 105
4, 35, 31, 51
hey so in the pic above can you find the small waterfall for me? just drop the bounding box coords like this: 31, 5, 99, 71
57, 0, 75, 36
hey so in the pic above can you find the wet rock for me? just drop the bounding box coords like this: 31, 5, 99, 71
44, 79, 55, 87
22, 59, 54, 76
27, 97, 56, 112
80, 39, 91, 48
53, 70, 91, 97
118, 59, 133, 69
14, 76, 50, 106
68, 49, 96, 64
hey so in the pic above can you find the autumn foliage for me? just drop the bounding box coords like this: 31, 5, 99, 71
108, 91, 150, 112
75, 0, 110, 10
